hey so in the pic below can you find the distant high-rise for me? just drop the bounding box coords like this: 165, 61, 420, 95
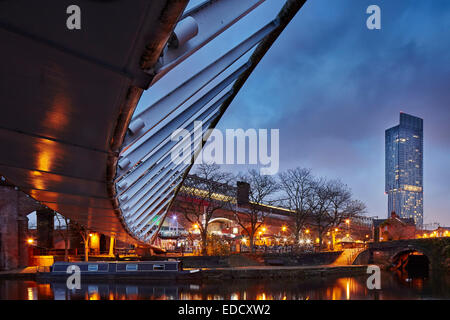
385, 112, 423, 227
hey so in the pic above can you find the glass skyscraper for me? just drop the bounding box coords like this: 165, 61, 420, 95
385, 113, 423, 227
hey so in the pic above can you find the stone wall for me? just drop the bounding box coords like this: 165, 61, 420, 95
142, 252, 342, 268
0, 185, 41, 270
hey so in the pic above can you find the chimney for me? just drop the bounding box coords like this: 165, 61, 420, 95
237, 181, 250, 205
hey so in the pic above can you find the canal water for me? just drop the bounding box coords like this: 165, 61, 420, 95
1, 271, 449, 300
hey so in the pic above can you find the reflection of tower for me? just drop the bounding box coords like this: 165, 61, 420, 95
385, 112, 423, 227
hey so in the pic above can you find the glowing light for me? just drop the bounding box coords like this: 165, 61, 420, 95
27, 287, 37, 300
345, 219, 350, 224
37, 150, 53, 172
403, 185, 422, 192
193, 224, 199, 230
27, 238, 34, 244
281, 226, 287, 232
346, 280, 350, 300
261, 227, 266, 232
335, 228, 339, 232
305, 229, 310, 234
257, 293, 267, 300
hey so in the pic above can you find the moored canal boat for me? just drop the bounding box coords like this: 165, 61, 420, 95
37, 260, 200, 281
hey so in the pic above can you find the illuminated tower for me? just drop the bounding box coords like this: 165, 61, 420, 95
385, 112, 423, 227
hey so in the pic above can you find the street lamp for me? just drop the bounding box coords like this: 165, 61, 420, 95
172, 215, 178, 235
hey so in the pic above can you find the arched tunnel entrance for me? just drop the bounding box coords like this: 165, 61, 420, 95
391, 250, 430, 279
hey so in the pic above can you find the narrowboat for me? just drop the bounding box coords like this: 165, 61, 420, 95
37, 260, 200, 281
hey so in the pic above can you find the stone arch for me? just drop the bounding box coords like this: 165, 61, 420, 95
353, 249, 371, 265
209, 217, 234, 224
208, 217, 234, 234
390, 247, 430, 276
390, 247, 429, 264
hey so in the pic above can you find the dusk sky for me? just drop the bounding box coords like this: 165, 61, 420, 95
138, 0, 450, 226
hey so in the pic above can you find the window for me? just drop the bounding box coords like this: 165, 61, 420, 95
153, 264, 165, 271
126, 264, 138, 271
88, 264, 98, 271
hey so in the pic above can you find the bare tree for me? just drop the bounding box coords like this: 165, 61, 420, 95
307, 178, 334, 249
234, 169, 279, 253
175, 163, 234, 255
54, 212, 70, 262
71, 222, 90, 261
328, 180, 366, 227
278, 168, 313, 243
308, 178, 366, 250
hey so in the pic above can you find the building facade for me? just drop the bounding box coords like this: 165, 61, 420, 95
385, 112, 424, 227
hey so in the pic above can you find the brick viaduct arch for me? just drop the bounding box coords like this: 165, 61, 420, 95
354, 238, 450, 271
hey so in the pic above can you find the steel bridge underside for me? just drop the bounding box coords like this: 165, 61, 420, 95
0, 0, 306, 245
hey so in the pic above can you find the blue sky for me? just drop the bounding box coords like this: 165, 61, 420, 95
137, 0, 450, 226
219, 0, 450, 226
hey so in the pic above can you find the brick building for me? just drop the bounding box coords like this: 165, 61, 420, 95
373, 212, 416, 242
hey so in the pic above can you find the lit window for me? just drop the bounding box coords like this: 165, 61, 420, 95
88, 264, 98, 272
126, 264, 138, 271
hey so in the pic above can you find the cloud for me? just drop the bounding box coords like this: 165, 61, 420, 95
218, 0, 450, 225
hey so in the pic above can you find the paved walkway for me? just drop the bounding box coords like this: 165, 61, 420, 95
0, 266, 50, 278
332, 248, 366, 266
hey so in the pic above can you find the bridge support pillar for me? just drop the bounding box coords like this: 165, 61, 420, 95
36, 209, 54, 249
108, 236, 115, 257
0, 186, 32, 270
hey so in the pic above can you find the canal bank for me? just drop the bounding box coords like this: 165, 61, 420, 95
197, 265, 368, 280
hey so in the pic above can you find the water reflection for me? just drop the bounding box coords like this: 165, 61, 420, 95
1, 272, 449, 300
